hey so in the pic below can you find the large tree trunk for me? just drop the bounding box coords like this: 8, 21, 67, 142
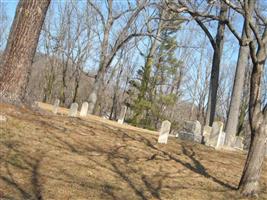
205, 2, 227, 126
239, 126, 267, 196
224, 0, 255, 147
239, 61, 267, 196
0, 0, 51, 104
225, 28, 250, 147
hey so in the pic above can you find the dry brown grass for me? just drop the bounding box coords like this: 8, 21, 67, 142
0, 103, 267, 200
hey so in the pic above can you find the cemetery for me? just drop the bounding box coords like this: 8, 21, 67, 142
1, 0, 267, 199
1, 101, 267, 199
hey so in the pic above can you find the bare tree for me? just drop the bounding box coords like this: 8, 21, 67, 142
0, 0, 51, 104
40, 1, 94, 106
222, 0, 267, 196
168, 0, 228, 126
87, 0, 149, 114
224, 10, 252, 147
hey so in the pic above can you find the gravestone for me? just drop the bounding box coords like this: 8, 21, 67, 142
80, 102, 89, 117
68, 103, 78, 117
158, 120, 171, 144
118, 106, 127, 124
203, 125, 212, 144
88, 93, 97, 114
178, 120, 202, 143
216, 131, 226, 150
234, 136, 244, 150
178, 132, 194, 141
52, 99, 60, 114
206, 121, 224, 147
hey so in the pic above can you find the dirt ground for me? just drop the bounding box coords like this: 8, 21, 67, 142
0, 103, 267, 200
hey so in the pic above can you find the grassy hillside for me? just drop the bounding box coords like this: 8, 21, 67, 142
0, 103, 267, 200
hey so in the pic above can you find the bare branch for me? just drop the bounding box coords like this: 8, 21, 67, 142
87, 0, 105, 26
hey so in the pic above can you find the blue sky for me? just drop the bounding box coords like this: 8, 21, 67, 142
3, 0, 17, 18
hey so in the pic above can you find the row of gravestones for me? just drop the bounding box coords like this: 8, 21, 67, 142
52, 99, 246, 150
52, 100, 258, 152
157, 119, 246, 151
52, 99, 90, 117
52, 99, 128, 123
203, 122, 245, 150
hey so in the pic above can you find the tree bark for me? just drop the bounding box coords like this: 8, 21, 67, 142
87, 7, 111, 114
87, 67, 105, 114
239, 126, 267, 196
0, 0, 51, 104
225, 28, 250, 147
239, 61, 267, 196
205, 2, 227, 126
109, 65, 123, 120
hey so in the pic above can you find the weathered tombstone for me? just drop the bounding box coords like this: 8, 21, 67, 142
80, 102, 89, 117
88, 93, 97, 114
68, 103, 78, 117
203, 125, 212, 144
216, 131, 226, 150
233, 136, 244, 150
206, 121, 224, 147
118, 106, 127, 124
52, 99, 60, 114
158, 120, 171, 144
178, 120, 202, 143
178, 132, 194, 141
193, 121, 202, 142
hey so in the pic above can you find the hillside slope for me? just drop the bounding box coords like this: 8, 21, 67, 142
0, 104, 267, 200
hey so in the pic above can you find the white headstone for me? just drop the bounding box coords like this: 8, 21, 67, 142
52, 99, 60, 114
88, 93, 97, 114
80, 102, 89, 117
68, 103, 78, 117
193, 120, 202, 142
203, 125, 212, 144
118, 106, 127, 124
207, 121, 224, 147
216, 131, 226, 150
158, 120, 171, 144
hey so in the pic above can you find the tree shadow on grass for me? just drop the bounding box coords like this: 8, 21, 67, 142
0, 145, 44, 200
114, 128, 237, 190
1, 111, 237, 200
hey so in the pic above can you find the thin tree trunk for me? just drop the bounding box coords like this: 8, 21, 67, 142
110, 65, 123, 120
43, 71, 55, 103
0, 0, 51, 104
206, 2, 227, 126
60, 66, 67, 105
72, 77, 80, 103
224, 18, 251, 147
